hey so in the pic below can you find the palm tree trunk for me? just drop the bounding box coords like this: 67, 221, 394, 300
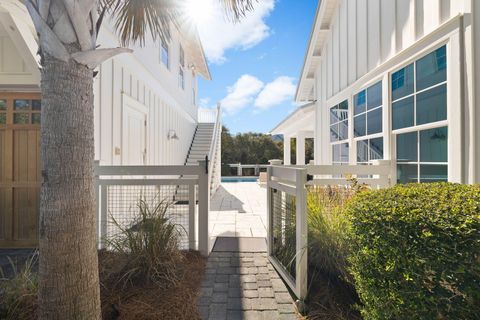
38, 52, 101, 319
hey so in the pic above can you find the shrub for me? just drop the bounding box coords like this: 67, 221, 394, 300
307, 185, 354, 282
345, 183, 480, 320
104, 197, 185, 289
0, 252, 38, 320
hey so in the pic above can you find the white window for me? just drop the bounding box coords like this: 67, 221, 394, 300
392, 45, 448, 183
160, 40, 169, 69
330, 100, 349, 165
353, 81, 384, 164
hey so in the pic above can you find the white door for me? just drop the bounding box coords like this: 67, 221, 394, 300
122, 96, 148, 165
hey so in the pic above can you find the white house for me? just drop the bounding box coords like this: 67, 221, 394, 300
0, 1, 214, 247
274, 0, 480, 184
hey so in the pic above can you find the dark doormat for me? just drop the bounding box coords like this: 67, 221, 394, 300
212, 237, 267, 252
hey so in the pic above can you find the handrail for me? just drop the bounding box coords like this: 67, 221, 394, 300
208, 104, 222, 176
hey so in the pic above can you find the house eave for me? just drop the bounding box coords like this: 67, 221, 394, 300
295, 0, 339, 103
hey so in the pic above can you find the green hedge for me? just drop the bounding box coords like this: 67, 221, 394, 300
345, 183, 480, 320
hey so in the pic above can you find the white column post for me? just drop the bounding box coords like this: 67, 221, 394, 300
198, 160, 210, 256
283, 135, 291, 165
296, 132, 306, 165
237, 163, 242, 176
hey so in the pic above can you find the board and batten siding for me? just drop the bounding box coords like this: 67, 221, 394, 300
93, 57, 196, 166
93, 23, 198, 166
312, 0, 480, 183
315, 0, 461, 102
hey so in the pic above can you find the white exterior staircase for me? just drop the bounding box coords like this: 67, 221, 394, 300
185, 123, 215, 166
174, 107, 222, 203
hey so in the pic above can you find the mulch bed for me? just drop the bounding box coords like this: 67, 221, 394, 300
99, 250, 206, 320
304, 271, 362, 320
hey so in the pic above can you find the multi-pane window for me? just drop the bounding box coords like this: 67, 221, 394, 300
357, 137, 383, 164
332, 143, 349, 165
0, 99, 6, 124
353, 81, 382, 137
392, 45, 448, 183
13, 99, 41, 125
160, 40, 169, 69
330, 100, 348, 142
396, 127, 448, 183
330, 100, 349, 164
391, 45, 447, 130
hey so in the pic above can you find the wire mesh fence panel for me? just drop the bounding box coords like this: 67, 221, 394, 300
105, 184, 192, 249
270, 187, 297, 281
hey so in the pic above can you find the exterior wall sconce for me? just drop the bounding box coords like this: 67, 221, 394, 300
167, 129, 179, 140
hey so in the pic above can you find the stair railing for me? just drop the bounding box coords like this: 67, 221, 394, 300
208, 103, 222, 194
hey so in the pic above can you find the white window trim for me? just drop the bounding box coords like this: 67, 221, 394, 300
319, 16, 463, 181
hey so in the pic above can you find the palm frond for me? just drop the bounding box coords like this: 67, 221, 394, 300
101, 0, 177, 46
102, 0, 256, 47
220, 0, 256, 22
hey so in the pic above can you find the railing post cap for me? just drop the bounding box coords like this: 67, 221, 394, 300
268, 159, 283, 165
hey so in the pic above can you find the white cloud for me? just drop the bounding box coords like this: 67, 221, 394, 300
221, 74, 264, 114
196, 0, 275, 64
199, 97, 211, 108
254, 76, 296, 110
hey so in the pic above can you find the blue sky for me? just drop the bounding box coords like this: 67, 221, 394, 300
195, 0, 317, 134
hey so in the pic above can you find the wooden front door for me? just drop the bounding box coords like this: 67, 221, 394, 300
0, 92, 41, 248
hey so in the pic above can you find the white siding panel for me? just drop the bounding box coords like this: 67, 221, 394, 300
396, 0, 416, 51
327, 39, 333, 98
440, 0, 450, 22
423, 0, 440, 35
356, 0, 368, 78
415, 0, 425, 39
367, 0, 381, 70
332, 12, 340, 94
347, 0, 357, 85
112, 60, 122, 165
380, 0, 397, 61
100, 61, 113, 164
339, 1, 348, 90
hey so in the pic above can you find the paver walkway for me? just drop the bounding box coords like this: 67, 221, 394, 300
199, 182, 298, 320
198, 250, 298, 320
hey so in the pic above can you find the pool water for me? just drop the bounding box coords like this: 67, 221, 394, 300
221, 177, 258, 183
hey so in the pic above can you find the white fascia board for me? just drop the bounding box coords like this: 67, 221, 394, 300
270, 103, 315, 136
295, 0, 336, 103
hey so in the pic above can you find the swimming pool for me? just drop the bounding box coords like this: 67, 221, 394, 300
221, 177, 258, 183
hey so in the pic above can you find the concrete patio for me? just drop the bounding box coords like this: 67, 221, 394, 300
210, 182, 267, 239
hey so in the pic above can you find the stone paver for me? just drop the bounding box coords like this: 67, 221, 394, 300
210, 183, 267, 240
198, 251, 298, 320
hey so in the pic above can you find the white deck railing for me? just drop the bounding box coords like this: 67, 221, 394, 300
198, 107, 218, 123
266, 160, 393, 301
95, 161, 211, 256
